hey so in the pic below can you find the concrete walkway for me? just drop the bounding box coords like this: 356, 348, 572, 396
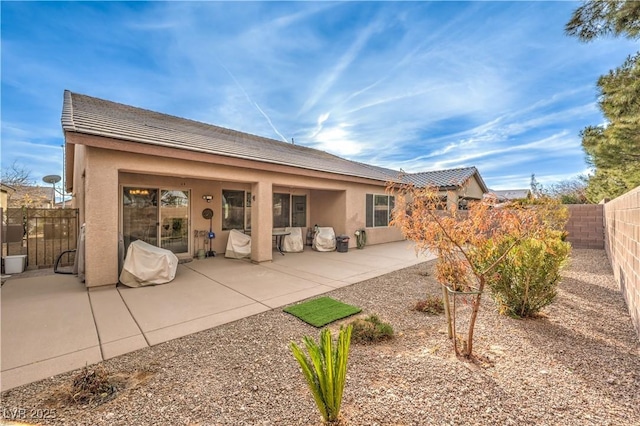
1, 241, 433, 391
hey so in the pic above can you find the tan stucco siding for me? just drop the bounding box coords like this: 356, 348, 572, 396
72, 145, 86, 220
250, 180, 273, 263
0, 191, 7, 210
65, 132, 388, 188
459, 176, 485, 200
75, 144, 406, 287
309, 190, 346, 234
347, 187, 403, 246
83, 147, 119, 287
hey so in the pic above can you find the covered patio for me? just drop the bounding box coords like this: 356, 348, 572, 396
1, 241, 434, 391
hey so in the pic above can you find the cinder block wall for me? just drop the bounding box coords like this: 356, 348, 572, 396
603, 186, 640, 339
564, 204, 604, 249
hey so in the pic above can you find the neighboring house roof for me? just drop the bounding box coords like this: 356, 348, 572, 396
405, 167, 489, 193
61, 90, 489, 193
490, 189, 531, 201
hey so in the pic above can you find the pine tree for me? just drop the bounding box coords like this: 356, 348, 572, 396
566, 1, 640, 201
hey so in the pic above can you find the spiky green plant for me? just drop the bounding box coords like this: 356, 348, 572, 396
290, 325, 353, 423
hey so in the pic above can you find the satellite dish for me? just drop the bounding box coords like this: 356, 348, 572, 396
43, 175, 61, 184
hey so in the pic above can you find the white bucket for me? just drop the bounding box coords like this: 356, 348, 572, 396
4, 255, 27, 274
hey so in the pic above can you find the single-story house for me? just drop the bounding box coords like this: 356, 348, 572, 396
62, 91, 488, 288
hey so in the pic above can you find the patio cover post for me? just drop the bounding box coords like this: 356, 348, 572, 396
84, 150, 120, 286
250, 180, 273, 263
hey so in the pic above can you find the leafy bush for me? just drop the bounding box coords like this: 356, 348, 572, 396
412, 294, 445, 315
349, 315, 394, 343
486, 234, 570, 318
290, 325, 352, 423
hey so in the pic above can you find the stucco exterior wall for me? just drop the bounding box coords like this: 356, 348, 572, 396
460, 177, 485, 200
603, 186, 640, 339
72, 144, 86, 220
83, 146, 119, 287
309, 190, 346, 233
0, 190, 7, 210
71, 136, 405, 287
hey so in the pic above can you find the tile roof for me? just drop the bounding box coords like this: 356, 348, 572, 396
61, 91, 396, 183
61, 90, 488, 192
405, 167, 489, 192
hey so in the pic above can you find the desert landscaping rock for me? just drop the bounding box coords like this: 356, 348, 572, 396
1, 249, 639, 425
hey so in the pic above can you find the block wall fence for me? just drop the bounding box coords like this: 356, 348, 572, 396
602, 186, 640, 339
564, 204, 605, 249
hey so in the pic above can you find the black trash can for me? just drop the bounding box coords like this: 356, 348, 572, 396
336, 235, 350, 253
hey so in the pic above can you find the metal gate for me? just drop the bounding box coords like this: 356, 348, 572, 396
2, 208, 79, 269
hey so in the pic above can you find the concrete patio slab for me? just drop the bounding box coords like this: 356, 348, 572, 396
117, 265, 260, 334
88, 287, 148, 359
1, 241, 433, 391
1, 275, 102, 390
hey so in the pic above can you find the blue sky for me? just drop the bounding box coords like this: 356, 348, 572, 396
1, 1, 637, 190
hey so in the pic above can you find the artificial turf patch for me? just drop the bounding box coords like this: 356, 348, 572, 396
283, 296, 361, 327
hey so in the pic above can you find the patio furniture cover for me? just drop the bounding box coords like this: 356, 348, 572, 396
282, 227, 304, 253
225, 229, 252, 259
119, 240, 179, 287
313, 227, 336, 252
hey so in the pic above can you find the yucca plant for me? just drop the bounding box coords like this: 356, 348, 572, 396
290, 325, 353, 424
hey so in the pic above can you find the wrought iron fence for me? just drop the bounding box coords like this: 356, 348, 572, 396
2, 208, 79, 269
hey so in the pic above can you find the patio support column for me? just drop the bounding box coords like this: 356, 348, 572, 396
83, 148, 119, 287
250, 181, 273, 263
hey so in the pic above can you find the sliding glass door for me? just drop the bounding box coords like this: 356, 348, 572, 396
123, 188, 159, 250
122, 187, 189, 254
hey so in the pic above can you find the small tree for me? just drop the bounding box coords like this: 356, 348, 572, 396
390, 183, 565, 358
545, 176, 589, 204
2, 161, 52, 207
1, 160, 34, 187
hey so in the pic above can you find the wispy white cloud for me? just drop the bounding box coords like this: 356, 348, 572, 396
2, 1, 637, 190
298, 18, 384, 116
217, 60, 288, 142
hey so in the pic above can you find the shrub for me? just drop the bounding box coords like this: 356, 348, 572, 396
290, 325, 352, 424
68, 365, 116, 405
349, 315, 394, 343
412, 294, 445, 315
486, 233, 570, 318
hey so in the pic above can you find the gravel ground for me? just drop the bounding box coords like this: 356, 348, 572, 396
2, 249, 639, 425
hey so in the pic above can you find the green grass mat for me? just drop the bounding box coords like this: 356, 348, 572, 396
283, 296, 362, 327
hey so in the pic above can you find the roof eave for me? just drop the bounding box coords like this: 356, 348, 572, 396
64, 128, 391, 185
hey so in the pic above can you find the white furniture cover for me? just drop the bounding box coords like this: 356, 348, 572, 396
313, 227, 336, 252
119, 240, 179, 287
282, 227, 304, 253
225, 229, 252, 259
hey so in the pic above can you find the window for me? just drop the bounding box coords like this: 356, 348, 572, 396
222, 190, 251, 230
292, 195, 307, 227
273, 193, 307, 228
366, 194, 394, 227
